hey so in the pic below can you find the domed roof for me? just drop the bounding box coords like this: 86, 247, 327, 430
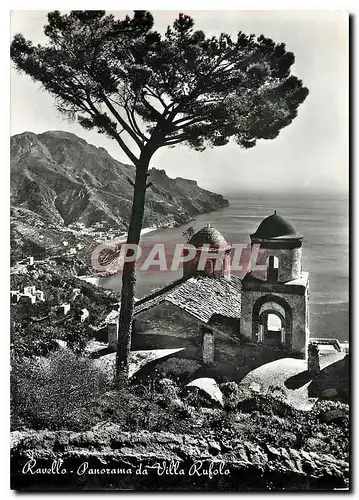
251, 211, 299, 239
189, 224, 229, 249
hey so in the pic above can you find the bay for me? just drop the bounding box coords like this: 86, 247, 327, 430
100, 191, 349, 341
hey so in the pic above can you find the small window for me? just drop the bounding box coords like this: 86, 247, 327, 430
205, 259, 214, 276
267, 255, 279, 282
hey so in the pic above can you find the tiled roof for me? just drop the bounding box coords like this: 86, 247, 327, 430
134, 275, 242, 323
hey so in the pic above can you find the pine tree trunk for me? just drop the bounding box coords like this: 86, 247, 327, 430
115, 150, 152, 387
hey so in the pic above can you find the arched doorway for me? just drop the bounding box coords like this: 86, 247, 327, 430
252, 294, 293, 348
258, 310, 285, 347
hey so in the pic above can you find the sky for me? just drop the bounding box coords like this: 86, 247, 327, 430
10, 10, 349, 194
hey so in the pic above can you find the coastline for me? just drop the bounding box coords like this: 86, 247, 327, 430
76, 201, 229, 282
76, 225, 160, 284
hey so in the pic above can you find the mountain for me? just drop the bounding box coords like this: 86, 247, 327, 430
10, 131, 229, 262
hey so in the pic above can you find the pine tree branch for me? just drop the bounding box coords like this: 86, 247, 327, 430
124, 103, 149, 143
172, 116, 208, 131
173, 115, 196, 126
86, 95, 139, 166
101, 93, 144, 149
140, 92, 164, 121
143, 86, 167, 111
163, 133, 189, 146
166, 53, 235, 122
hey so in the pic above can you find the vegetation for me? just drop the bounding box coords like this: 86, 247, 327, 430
11, 351, 108, 431
11, 10, 309, 381
11, 350, 348, 462
10, 262, 119, 358
155, 357, 201, 383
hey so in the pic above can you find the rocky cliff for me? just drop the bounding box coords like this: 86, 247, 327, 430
11, 131, 228, 261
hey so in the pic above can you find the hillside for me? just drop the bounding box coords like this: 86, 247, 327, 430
10, 257, 119, 357
10, 131, 228, 262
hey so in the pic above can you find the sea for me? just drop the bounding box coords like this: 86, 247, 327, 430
100, 191, 349, 342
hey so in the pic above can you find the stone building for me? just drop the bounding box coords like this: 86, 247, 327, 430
18, 294, 36, 305
80, 308, 89, 323
183, 225, 232, 279
12, 286, 45, 304
72, 288, 81, 299
34, 290, 45, 302
241, 211, 310, 355
74, 307, 90, 322
10, 291, 20, 304
24, 286, 36, 296
133, 273, 242, 361
57, 303, 71, 316
133, 215, 310, 368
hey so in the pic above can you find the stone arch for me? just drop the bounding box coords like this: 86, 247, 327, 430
259, 300, 285, 318
252, 294, 292, 348
258, 309, 285, 346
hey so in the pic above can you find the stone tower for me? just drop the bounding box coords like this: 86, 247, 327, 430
249, 210, 303, 282
183, 224, 231, 279
240, 212, 310, 358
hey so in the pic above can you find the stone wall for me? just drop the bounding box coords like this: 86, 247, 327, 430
307, 343, 321, 376
183, 248, 231, 279
250, 245, 302, 283
241, 288, 309, 357
11, 427, 349, 491
132, 301, 300, 380
202, 329, 214, 364
108, 322, 118, 350
133, 302, 204, 355
134, 302, 202, 339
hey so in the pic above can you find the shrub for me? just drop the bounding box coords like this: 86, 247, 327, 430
156, 377, 180, 402
206, 408, 238, 431
234, 396, 349, 461
237, 395, 298, 419
95, 377, 195, 433
96, 389, 173, 432
11, 354, 196, 434
156, 358, 201, 383
220, 381, 240, 410
181, 385, 222, 410
63, 322, 92, 355
11, 320, 62, 359
11, 350, 109, 431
